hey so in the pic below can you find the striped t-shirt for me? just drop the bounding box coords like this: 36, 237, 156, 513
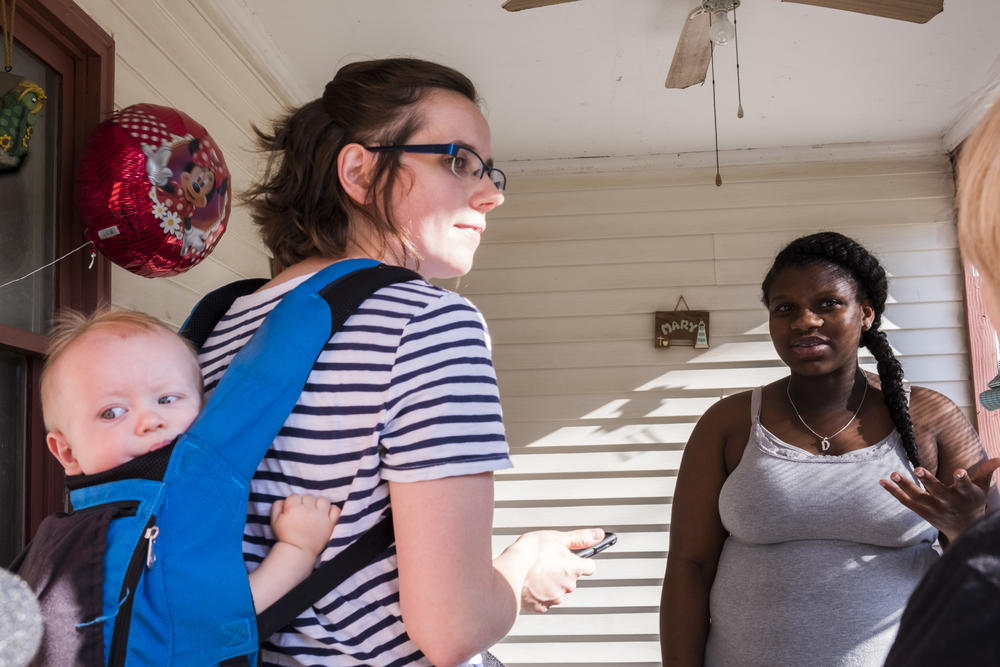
198, 272, 512, 666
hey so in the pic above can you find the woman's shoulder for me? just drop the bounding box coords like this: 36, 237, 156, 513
697, 389, 754, 433
381, 283, 495, 356
908, 383, 953, 403
710, 389, 753, 413
907, 384, 966, 427
363, 279, 476, 320
377, 278, 474, 308
687, 390, 756, 473
907, 384, 987, 475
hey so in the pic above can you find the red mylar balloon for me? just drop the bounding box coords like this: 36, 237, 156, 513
77, 104, 231, 277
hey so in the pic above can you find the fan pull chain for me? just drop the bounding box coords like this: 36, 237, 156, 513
733, 4, 744, 118
710, 40, 722, 187
1, 0, 15, 72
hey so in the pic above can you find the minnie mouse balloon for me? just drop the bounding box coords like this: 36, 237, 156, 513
77, 104, 231, 277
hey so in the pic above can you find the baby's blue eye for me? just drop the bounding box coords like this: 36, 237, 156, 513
100, 407, 126, 420
159, 395, 180, 405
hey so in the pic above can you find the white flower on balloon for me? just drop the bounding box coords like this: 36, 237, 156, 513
152, 201, 169, 220
161, 211, 183, 238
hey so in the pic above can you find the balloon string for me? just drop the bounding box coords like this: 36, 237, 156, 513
0, 241, 92, 291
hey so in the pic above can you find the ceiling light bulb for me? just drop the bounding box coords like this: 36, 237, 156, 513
709, 10, 734, 46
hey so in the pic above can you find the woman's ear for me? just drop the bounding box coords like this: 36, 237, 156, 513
47, 431, 82, 475
861, 303, 875, 331
338, 143, 375, 206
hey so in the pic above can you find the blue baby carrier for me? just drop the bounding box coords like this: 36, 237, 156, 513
14, 260, 418, 665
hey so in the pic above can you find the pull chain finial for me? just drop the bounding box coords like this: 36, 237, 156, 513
733, 2, 744, 118
1, 0, 16, 73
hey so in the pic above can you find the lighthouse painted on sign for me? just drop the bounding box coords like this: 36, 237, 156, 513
655, 309, 710, 349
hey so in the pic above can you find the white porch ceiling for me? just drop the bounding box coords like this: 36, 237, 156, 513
214, 0, 1000, 163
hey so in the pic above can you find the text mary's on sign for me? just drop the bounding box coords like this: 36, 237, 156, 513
655, 310, 709, 349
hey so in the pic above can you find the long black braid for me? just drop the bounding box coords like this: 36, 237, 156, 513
761, 231, 921, 468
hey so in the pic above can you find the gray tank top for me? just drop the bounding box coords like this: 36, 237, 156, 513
704, 386, 939, 667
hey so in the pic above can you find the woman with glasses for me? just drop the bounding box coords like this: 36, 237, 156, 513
197, 58, 604, 666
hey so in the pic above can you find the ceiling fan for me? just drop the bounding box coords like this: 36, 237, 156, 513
502, 0, 943, 184
505, 0, 942, 85
664, 0, 942, 89
504, 0, 942, 19
503, 0, 943, 88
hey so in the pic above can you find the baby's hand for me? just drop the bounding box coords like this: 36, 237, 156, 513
270, 494, 340, 558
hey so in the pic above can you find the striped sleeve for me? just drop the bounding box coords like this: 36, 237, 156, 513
378, 287, 512, 481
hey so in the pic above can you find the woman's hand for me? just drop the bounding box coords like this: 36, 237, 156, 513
499, 529, 602, 613
880, 458, 1000, 542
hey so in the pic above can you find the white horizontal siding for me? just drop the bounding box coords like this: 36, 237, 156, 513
77, 0, 282, 328
75, 5, 973, 666
469, 154, 969, 667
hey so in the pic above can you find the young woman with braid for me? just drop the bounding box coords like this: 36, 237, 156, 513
659, 231, 999, 667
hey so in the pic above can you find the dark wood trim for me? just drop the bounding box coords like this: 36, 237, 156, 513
15, 0, 114, 539
0, 323, 47, 355
18, 0, 115, 311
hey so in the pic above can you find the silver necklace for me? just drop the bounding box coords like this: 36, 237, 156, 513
785, 373, 868, 452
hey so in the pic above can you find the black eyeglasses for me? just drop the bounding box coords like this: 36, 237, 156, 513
364, 143, 506, 192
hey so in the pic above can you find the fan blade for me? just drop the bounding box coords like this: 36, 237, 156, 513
781, 0, 942, 23
665, 10, 711, 89
503, 0, 581, 11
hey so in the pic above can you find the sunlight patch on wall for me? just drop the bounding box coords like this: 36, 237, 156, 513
522, 423, 695, 448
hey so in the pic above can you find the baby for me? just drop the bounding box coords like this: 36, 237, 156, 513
40, 307, 338, 612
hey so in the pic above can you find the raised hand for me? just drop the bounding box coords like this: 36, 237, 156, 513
880, 458, 1000, 542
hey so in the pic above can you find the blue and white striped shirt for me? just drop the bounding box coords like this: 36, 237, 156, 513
199, 272, 511, 666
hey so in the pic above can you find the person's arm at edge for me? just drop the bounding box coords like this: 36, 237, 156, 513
660, 396, 739, 666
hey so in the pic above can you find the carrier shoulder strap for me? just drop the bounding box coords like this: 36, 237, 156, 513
255, 264, 426, 638
180, 278, 268, 349
180, 261, 420, 643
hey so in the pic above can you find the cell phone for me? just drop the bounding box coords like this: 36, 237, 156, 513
572, 532, 617, 558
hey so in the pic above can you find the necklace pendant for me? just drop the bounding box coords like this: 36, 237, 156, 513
820, 437, 831, 452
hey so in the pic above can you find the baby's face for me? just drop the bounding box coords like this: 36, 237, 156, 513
46, 327, 202, 475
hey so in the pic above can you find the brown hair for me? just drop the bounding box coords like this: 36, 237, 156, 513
40, 307, 201, 428
957, 101, 1000, 289
242, 58, 479, 268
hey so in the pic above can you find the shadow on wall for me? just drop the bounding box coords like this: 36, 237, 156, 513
480, 301, 957, 667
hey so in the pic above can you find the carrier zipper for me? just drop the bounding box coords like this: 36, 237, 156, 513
145, 525, 160, 568
107, 514, 157, 666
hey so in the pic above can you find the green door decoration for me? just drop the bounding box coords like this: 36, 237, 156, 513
0, 77, 46, 170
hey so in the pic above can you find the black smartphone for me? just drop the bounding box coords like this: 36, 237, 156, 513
572, 532, 617, 558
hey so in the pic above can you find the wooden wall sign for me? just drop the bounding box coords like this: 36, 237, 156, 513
655, 309, 709, 348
